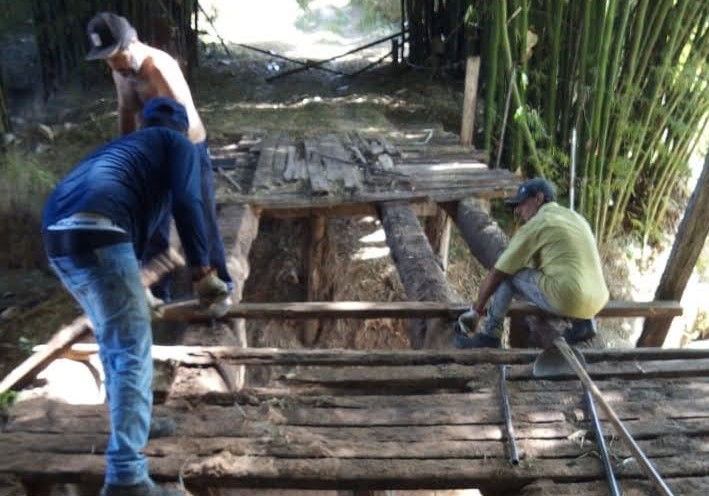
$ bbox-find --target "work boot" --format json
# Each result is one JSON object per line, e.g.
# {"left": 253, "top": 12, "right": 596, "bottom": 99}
{"left": 456, "top": 308, "right": 480, "bottom": 335}
{"left": 565, "top": 319, "right": 597, "bottom": 345}
{"left": 100, "top": 479, "right": 184, "bottom": 496}
{"left": 454, "top": 332, "right": 501, "bottom": 349}
{"left": 149, "top": 416, "right": 176, "bottom": 439}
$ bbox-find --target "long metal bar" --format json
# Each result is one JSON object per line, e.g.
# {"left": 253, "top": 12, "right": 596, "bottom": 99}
{"left": 553, "top": 338, "right": 675, "bottom": 496}
{"left": 575, "top": 351, "right": 621, "bottom": 495}
{"left": 498, "top": 364, "right": 520, "bottom": 465}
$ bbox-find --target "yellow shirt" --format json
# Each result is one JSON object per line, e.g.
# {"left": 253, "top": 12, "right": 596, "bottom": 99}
{"left": 495, "top": 202, "right": 609, "bottom": 318}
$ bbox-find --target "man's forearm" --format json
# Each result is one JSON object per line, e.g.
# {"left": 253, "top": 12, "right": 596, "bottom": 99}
{"left": 473, "top": 268, "right": 508, "bottom": 314}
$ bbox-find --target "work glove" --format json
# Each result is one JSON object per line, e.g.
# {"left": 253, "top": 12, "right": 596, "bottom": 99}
{"left": 456, "top": 307, "right": 481, "bottom": 336}
{"left": 193, "top": 269, "right": 231, "bottom": 318}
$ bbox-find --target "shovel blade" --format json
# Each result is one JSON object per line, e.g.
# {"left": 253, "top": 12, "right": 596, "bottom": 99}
{"left": 533, "top": 345, "right": 584, "bottom": 378}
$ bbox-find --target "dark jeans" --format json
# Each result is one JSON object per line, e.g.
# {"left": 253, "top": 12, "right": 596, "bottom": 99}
{"left": 143, "top": 141, "right": 232, "bottom": 300}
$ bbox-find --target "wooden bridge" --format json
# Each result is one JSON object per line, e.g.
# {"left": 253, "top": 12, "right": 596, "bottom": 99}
{"left": 1, "top": 131, "right": 705, "bottom": 495}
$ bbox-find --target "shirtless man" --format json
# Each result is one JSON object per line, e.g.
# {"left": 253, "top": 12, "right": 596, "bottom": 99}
{"left": 86, "top": 12, "right": 232, "bottom": 299}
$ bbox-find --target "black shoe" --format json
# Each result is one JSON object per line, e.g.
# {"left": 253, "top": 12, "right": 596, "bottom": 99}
{"left": 100, "top": 480, "right": 184, "bottom": 496}
{"left": 149, "top": 416, "right": 176, "bottom": 439}
{"left": 565, "top": 319, "right": 597, "bottom": 345}
{"left": 454, "top": 332, "right": 501, "bottom": 349}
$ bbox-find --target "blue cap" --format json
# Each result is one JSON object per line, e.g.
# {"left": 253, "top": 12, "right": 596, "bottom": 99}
{"left": 141, "top": 97, "right": 189, "bottom": 134}
{"left": 504, "top": 177, "right": 556, "bottom": 207}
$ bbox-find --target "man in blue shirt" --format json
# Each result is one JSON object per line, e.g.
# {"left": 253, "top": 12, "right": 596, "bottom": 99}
{"left": 42, "top": 98, "right": 228, "bottom": 496}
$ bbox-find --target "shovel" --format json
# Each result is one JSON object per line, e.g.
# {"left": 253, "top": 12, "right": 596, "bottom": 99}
{"left": 534, "top": 337, "right": 675, "bottom": 496}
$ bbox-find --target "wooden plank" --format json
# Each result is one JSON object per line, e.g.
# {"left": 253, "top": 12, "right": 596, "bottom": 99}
{"left": 460, "top": 56, "right": 481, "bottom": 146}
{"left": 271, "top": 140, "right": 289, "bottom": 186}
{"left": 158, "top": 300, "right": 683, "bottom": 323}
{"left": 251, "top": 134, "right": 280, "bottom": 191}
{"left": 304, "top": 138, "right": 331, "bottom": 194}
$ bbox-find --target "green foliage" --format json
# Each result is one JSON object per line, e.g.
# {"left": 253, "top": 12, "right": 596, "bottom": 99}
{"left": 0, "top": 390, "right": 17, "bottom": 410}
{"left": 479, "top": 0, "right": 709, "bottom": 247}
{"left": 295, "top": 0, "right": 400, "bottom": 35}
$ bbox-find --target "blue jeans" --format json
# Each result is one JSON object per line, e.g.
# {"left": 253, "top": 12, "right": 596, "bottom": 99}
{"left": 49, "top": 243, "right": 152, "bottom": 486}
{"left": 143, "top": 140, "right": 232, "bottom": 300}
{"left": 482, "top": 268, "right": 559, "bottom": 338}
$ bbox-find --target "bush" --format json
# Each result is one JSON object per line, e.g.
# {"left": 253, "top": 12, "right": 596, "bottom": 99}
{"left": 0, "top": 149, "right": 55, "bottom": 268}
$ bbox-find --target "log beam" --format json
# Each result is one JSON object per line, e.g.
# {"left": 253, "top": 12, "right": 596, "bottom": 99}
{"left": 379, "top": 202, "right": 464, "bottom": 349}
{"left": 638, "top": 152, "right": 709, "bottom": 347}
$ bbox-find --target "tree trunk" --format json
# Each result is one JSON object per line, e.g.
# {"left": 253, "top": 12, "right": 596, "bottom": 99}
{"left": 171, "top": 205, "right": 260, "bottom": 393}
{"left": 379, "top": 202, "right": 463, "bottom": 349}
{"left": 445, "top": 198, "right": 509, "bottom": 269}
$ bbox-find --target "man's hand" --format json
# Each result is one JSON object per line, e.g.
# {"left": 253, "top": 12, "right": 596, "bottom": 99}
{"left": 193, "top": 269, "right": 230, "bottom": 317}
{"left": 145, "top": 288, "right": 165, "bottom": 320}
{"left": 456, "top": 307, "right": 481, "bottom": 336}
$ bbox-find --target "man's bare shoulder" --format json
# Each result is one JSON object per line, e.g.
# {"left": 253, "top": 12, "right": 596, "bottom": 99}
{"left": 145, "top": 45, "right": 181, "bottom": 70}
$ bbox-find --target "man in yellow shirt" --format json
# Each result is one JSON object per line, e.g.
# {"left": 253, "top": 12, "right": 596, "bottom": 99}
{"left": 456, "top": 178, "right": 609, "bottom": 348}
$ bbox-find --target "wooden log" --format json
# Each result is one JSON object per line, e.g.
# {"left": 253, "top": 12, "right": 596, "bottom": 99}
{"left": 173, "top": 204, "right": 260, "bottom": 394}
{"left": 378, "top": 202, "right": 464, "bottom": 349}
{"left": 8, "top": 400, "right": 709, "bottom": 443}
{"left": 639, "top": 151, "right": 709, "bottom": 347}
{"left": 2, "top": 449, "right": 708, "bottom": 491}
{"left": 460, "top": 56, "right": 481, "bottom": 146}
{"left": 278, "top": 359, "right": 709, "bottom": 389}
{"left": 4, "top": 430, "right": 706, "bottom": 466}
{"left": 36, "top": 343, "right": 709, "bottom": 367}
{"left": 0, "top": 248, "right": 185, "bottom": 395}
{"left": 158, "top": 299, "right": 682, "bottom": 323}
{"left": 445, "top": 197, "right": 509, "bottom": 270}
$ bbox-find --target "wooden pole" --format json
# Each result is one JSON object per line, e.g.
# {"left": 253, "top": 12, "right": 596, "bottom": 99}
{"left": 638, "top": 151, "right": 709, "bottom": 347}
{"left": 304, "top": 215, "right": 327, "bottom": 346}
{"left": 424, "top": 206, "right": 452, "bottom": 271}
{"left": 460, "top": 56, "right": 481, "bottom": 146}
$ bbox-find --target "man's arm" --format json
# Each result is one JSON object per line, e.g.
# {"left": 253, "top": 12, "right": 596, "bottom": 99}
{"left": 112, "top": 72, "right": 140, "bottom": 135}
{"left": 473, "top": 267, "right": 510, "bottom": 315}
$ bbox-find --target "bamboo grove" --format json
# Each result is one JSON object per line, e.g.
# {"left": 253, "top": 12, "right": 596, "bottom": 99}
{"left": 470, "top": 0, "right": 709, "bottom": 245}
{"left": 2, "top": 1, "right": 708, "bottom": 246}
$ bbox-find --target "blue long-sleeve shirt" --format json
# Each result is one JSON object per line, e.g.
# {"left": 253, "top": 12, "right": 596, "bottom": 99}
{"left": 42, "top": 127, "right": 210, "bottom": 267}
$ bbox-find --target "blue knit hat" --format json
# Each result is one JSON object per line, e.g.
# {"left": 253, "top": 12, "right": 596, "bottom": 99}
{"left": 141, "top": 97, "right": 189, "bottom": 134}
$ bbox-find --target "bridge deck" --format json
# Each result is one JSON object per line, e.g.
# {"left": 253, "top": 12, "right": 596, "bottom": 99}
{"left": 2, "top": 348, "right": 709, "bottom": 495}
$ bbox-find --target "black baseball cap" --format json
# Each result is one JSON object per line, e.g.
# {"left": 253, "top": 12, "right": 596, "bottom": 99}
{"left": 85, "top": 12, "right": 136, "bottom": 61}
{"left": 504, "top": 178, "right": 556, "bottom": 207}
{"left": 141, "top": 97, "right": 190, "bottom": 134}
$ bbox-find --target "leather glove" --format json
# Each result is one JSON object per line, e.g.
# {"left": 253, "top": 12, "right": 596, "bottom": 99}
{"left": 193, "top": 269, "right": 230, "bottom": 318}
{"left": 456, "top": 307, "right": 481, "bottom": 336}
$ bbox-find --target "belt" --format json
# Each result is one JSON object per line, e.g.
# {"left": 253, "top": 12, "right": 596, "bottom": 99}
{"left": 47, "top": 212, "right": 126, "bottom": 233}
